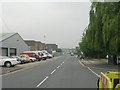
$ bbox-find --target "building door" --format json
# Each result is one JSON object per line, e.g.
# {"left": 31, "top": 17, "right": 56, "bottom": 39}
{"left": 2, "top": 48, "right": 8, "bottom": 56}
{"left": 10, "top": 48, "right": 17, "bottom": 56}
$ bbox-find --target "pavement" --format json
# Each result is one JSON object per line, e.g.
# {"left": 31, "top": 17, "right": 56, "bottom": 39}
{"left": 81, "top": 58, "right": 119, "bottom": 69}
{"left": 1, "top": 66, "right": 23, "bottom": 75}
{"left": 80, "top": 58, "right": 119, "bottom": 74}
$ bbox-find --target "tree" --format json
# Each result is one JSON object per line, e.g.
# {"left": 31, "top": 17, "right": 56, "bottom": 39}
{"left": 79, "top": 2, "right": 120, "bottom": 61}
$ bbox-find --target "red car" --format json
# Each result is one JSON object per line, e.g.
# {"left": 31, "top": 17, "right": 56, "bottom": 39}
{"left": 21, "top": 52, "right": 42, "bottom": 61}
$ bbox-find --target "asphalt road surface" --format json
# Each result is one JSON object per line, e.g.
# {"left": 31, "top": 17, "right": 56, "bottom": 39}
{"left": 2, "top": 54, "right": 99, "bottom": 88}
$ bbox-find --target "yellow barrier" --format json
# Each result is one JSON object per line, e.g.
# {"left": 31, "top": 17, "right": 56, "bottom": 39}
{"left": 114, "top": 84, "right": 120, "bottom": 90}
{"left": 99, "top": 72, "right": 120, "bottom": 90}
{"left": 99, "top": 72, "right": 112, "bottom": 90}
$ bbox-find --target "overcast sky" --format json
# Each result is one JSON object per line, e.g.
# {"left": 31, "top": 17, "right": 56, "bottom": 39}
{"left": 1, "top": 1, "right": 91, "bottom": 48}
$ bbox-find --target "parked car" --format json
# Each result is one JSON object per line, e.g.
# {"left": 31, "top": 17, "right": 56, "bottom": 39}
{"left": 38, "top": 52, "right": 48, "bottom": 60}
{"left": 46, "top": 53, "right": 54, "bottom": 58}
{"left": 10, "top": 56, "right": 25, "bottom": 64}
{"left": 37, "top": 51, "right": 48, "bottom": 60}
{"left": 0, "top": 56, "right": 19, "bottom": 67}
{"left": 41, "top": 50, "right": 54, "bottom": 59}
{"left": 20, "top": 54, "right": 30, "bottom": 63}
{"left": 24, "top": 51, "right": 47, "bottom": 60}
{"left": 29, "top": 57, "right": 36, "bottom": 62}
{"left": 21, "top": 52, "right": 41, "bottom": 61}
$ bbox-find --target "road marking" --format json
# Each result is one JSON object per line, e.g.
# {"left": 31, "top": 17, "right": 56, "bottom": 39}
{"left": 57, "top": 66, "right": 60, "bottom": 69}
{"left": 88, "top": 67, "right": 100, "bottom": 77}
{"left": 61, "top": 63, "right": 63, "bottom": 65}
{"left": 62, "top": 62, "right": 64, "bottom": 64}
{"left": 78, "top": 60, "right": 85, "bottom": 67}
{"left": 51, "top": 69, "right": 56, "bottom": 74}
{"left": 36, "top": 76, "right": 49, "bottom": 87}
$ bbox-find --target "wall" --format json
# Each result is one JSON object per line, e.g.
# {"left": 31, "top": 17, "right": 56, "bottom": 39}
{"left": 1, "top": 33, "right": 29, "bottom": 56}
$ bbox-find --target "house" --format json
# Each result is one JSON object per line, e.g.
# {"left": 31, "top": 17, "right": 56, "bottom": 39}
{"left": 0, "top": 33, "right": 29, "bottom": 56}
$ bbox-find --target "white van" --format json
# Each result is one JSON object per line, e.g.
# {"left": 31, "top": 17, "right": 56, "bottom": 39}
{"left": 28, "top": 51, "right": 48, "bottom": 60}
{"left": 41, "top": 50, "right": 54, "bottom": 58}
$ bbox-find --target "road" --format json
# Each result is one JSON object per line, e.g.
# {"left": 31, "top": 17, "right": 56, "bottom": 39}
{"left": 2, "top": 54, "right": 99, "bottom": 88}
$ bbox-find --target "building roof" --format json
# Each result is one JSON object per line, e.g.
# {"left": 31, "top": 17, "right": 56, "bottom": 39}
{"left": 0, "top": 33, "right": 17, "bottom": 42}
{"left": 24, "top": 40, "right": 42, "bottom": 44}
{"left": 46, "top": 44, "right": 58, "bottom": 46}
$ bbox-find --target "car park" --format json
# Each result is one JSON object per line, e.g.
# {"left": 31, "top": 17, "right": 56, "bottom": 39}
{"left": 24, "top": 51, "right": 48, "bottom": 60}
{"left": 0, "top": 56, "right": 19, "bottom": 67}
{"left": 21, "top": 52, "right": 42, "bottom": 61}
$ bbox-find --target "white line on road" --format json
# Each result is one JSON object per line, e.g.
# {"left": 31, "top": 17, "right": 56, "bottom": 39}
{"left": 88, "top": 67, "right": 100, "bottom": 77}
{"left": 62, "top": 62, "right": 64, "bottom": 64}
{"left": 51, "top": 69, "right": 56, "bottom": 75}
{"left": 78, "top": 60, "right": 85, "bottom": 67}
{"left": 57, "top": 66, "right": 60, "bottom": 69}
{"left": 36, "top": 76, "right": 49, "bottom": 87}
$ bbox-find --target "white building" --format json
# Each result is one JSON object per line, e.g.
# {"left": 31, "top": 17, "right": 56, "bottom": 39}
{"left": 0, "top": 33, "right": 29, "bottom": 56}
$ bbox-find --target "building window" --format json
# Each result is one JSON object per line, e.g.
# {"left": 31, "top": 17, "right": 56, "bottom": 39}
{"left": 2, "top": 47, "right": 8, "bottom": 56}
{"left": 10, "top": 48, "right": 17, "bottom": 56}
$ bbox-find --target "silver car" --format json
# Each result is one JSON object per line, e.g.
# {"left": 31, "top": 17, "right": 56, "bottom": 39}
{"left": 0, "top": 56, "right": 19, "bottom": 67}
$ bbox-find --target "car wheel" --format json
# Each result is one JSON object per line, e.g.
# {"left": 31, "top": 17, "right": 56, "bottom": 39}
{"left": 21, "top": 61, "right": 24, "bottom": 64}
{"left": 38, "top": 59, "right": 41, "bottom": 61}
{"left": 30, "top": 59, "right": 34, "bottom": 62}
{"left": 5, "top": 62, "right": 11, "bottom": 67}
{"left": 30, "top": 59, "right": 32, "bottom": 62}
{"left": 43, "top": 58, "right": 46, "bottom": 60}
